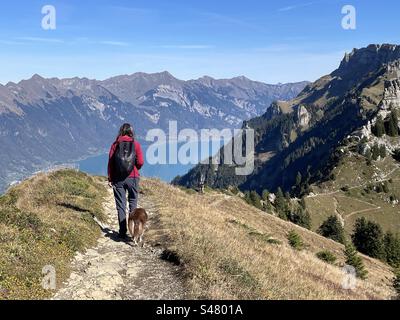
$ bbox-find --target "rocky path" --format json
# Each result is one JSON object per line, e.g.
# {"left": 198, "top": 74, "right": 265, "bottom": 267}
{"left": 53, "top": 186, "right": 186, "bottom": 300}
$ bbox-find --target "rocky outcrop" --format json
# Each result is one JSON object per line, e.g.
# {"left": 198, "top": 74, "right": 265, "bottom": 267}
{"left": 382, "top": 79, "right": 400, "bottom": 109}
{"left": 297, "top": 105, "right": 311, "bottom": 128}
{"left": 336, "top": 44, "right": 400, "bottom": 79}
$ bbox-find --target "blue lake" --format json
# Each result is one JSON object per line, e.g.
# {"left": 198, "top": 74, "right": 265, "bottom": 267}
{"left": 76, "top": 140, "right": 225, "bottom": 183}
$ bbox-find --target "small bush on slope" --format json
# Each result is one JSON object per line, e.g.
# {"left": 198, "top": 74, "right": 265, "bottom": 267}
{"left": 316, "top": 250, "right": 337, "bottom": 265}
{"left": 344, "top": 242, "right": 368, "bottom": 280}
{"left": 287, "top": 230, "right": 304, "bottom": 251}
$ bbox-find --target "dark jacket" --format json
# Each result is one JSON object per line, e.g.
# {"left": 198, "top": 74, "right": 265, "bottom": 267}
{"left": 108, "top": 135, "right": 144, "bottom": 182}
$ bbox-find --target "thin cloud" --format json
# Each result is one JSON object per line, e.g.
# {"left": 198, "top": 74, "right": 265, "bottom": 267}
{"left": 158, "top": 45, "right": 214, "bottom": 49}
{"left": 0, "top": 39, "right": 26, "bottom": 45}
{"left": 17, "top": 37, "right": 65, "bottom": 44}
{"left": 278, "top": 2, "right": 315, "bottom": 12}
{"left": 97, "top": 41, "right": 131, "bottom": 47}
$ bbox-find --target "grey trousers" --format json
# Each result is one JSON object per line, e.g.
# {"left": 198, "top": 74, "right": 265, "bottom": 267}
{"left": 113, "top": 177, "right": 139, "bottom": 235}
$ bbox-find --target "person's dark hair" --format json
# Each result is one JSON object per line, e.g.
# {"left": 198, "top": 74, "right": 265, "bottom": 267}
{"left": 116, "top": 123, "right": 134, "bottom": 140}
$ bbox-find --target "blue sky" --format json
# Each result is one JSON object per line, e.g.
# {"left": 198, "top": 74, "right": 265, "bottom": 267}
{"left": 0, "top": 0, "right": 399, "bottom": 84}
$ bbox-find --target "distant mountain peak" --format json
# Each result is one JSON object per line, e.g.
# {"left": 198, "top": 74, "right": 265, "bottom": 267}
{"left": 31, "top": 73, "right": 45, "bottom": 80}
{"left": 232, "top": 75, "right": 252, "bottom": 82}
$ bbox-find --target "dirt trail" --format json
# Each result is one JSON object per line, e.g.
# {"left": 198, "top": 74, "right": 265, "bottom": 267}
{"left": 53, "top": 185, "right": 186, "bottom": 300}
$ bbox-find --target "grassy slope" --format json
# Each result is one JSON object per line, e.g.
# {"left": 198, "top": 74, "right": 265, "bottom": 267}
{"left": 0, "top": 170, "right": 395, "bottom": 300}
{"left": 305, "top": 153, "right": 400, "bottom": 235}
{"left": 142, "top": 178, "right": 394, "bottom": 300}
{"left": 0, "top": 170, "right": 107, "bottom": 300}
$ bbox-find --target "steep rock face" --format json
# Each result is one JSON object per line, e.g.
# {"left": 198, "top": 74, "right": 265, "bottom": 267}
{"left": 382, "top": 79, "right": 400, "bottom": 109}
{"left": 0, "top": 72, "right": 308, "bottom": 192}
{"left": 101, "top": 73, "right": 309, "bottom": 128}
{"left": 336, "top": 44, "right": 400, "bottom": 79}
{"left": 297, "top": 105, "right": 311, "bottom": 128}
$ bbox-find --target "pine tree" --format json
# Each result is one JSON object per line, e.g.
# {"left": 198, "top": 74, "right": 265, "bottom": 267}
{"left": 262, "top": 189, "right": 270, "bottom": 201}
{"left": 371, "top": 143, "right": 380, "bottom": 161}
{"left": 261, "top": 189, "right": 272, "bottom": 212}
{"left": 387, "top": 110, "right": 399, "bottom": 137}
{"left": 352, "top": 217, "right": 385, "bottom": 259}
{"left": 244, "top": 191, "right": 252, "bottom": 205}
{"left": 318, "top": 215, "right": 345, "bottom": 244}
{"left": 374, "top": 115, "right": 385, "bottom": 137}
{"left": 275, "top": 187, "right": 289, "bottom": 220}
{"left": 249, "top": 191, "right": 262, "bottom": 209}
{"left": 393, "top": 149, "right": 400, "bottom": 162}
{"left": 344, "top": 242, "right": 368, "bottom": 280}
{"left": 289, "top": 206, "right": 311, "bottom": 229}
{"left": 384, "top": 232, "right": 400, "bottom": 268}
{"left": 300, "top": 197, "right": 307, "bottom": 210}
{"left": 276, "top": 187, "right": 284, "bottom": 199}
{"left": 379, "top": 145, "right": 387, "bottom": 159}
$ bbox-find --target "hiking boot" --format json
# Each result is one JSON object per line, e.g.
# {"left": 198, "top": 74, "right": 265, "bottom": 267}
{"left": 118, "top": 233, "right": 130, "bottom": 241}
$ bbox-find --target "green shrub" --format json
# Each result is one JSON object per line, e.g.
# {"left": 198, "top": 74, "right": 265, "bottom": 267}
{"left": 249, "top": 232, "right": 282, "bottom": 245}
{"left": 384, "top": 232, "right": 400, "bottom": 268}
{"left": 387, "top": 110, "right": 399, "bottom": 137}
{"left": 287, "top": 230, "right": 304, "bottom": 251}
{"left": 341, "top": 185, "right": 350, "bottom": 192}
{"left": 275, "top": 188, "right": 289, "bottom": 220}
{"left": 393, "top": 149, "right": 400, "bottom": 162}
{"left": 249, "top": 191, "right": 263, "bottom": 209}
{"left": 344, "top": 242, "right": 368, "bottom": 280}
{"left": 316, "top": 250, "right": 337, "bottom": 264}
{"left": 318, "top": 216, "right": 345, "bottom": 244}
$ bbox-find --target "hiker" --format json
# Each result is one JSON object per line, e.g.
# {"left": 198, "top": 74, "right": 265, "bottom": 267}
{"left": 108, "top": 123, "right": 144, "bottom": 239}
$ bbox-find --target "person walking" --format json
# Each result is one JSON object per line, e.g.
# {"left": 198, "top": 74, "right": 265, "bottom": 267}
{"left": 108, "top": 123, "right": 144, "bottom": 239}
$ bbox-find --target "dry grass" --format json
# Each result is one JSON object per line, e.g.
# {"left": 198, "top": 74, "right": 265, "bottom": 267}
{"left": 142, "top": 178, "right": 395, "bottom": 300}
{"left": 0, "top": 170, "right": 107, "bottom": 300}
{"left": 306, "top": 153, "right": 400, "bottom": 235}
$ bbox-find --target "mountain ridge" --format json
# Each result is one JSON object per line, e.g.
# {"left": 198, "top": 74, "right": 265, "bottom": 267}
{"left": 174, "top": 43, "right": 400, "bottom": 199}
{"left": 0, "top": 71, "right": 308, "bottom": 192}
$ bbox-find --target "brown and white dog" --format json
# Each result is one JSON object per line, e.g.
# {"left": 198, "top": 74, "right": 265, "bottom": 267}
{"left": 128, "top": 208, "right": 148, "bottom": 246}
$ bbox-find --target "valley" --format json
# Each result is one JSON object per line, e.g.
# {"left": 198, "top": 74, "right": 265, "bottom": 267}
{"left": 0, "top": 72, "right": 307, "bottom": 193}
{"left": 174, "top": 44, "right": 400, "bottom": 241}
